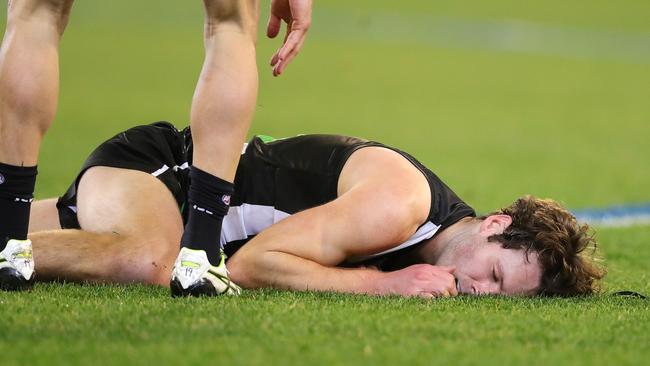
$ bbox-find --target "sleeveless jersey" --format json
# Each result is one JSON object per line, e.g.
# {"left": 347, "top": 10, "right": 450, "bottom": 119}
{"left": 184, "top": 132, "right": 476, "bottom": 267}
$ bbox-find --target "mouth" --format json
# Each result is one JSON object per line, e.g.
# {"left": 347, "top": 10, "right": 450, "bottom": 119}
{"left": 455, "top": 278, "right": 461, "bottom": 293}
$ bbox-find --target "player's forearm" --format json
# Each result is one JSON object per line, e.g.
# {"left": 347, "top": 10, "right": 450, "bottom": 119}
{"left": 228, "top": 250, "right": 385, "bottom": 295}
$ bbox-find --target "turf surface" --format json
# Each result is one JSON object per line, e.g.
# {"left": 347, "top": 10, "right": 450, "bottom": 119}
{"left": 1, "top": 1, "right": 649, "bottom": 365}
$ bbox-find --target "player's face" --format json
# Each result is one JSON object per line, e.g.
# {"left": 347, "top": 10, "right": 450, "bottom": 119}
{"left": 439, "top": 241, "right": 542, "bottom": 296}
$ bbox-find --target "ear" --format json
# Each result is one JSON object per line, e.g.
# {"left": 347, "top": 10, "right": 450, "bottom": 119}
{"left": 478, "top": 214, "right": 512, "bottom": 237}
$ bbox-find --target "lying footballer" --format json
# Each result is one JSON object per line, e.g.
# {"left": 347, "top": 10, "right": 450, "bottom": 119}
{"left": 25, "top": 124, "right": 605, "bottom": 298}
{"left": 5, "top": 0, "right": 603, "bottom": 298}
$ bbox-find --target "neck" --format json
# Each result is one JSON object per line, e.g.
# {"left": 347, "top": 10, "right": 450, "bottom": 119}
{"left": 416, "top": 217, "right": 477, "bottom": 264}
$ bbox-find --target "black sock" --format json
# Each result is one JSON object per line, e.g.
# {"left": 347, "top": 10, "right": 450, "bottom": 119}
{"left": 0, "top": 162, "right": 37, "bottom": 249}
{"left": 180, "top": 166, "right": 234, "bottom": 266}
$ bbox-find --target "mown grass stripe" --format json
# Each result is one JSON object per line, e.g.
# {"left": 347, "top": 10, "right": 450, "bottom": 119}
{"left": 573, "top": 203, "right": 650, "bottom": 227}
{"left": 313, "top": 9, "right": 650, "bottom": 63}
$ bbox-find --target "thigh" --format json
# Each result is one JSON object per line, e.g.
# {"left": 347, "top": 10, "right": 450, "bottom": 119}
{"left": 31, "top": 167, "right": 184, "bottom": 285}
{"left": 77, "top": 166, "right": 183, "bottom": 244}
{"left": 29, "top": 198, "right": 61, "bottom": 232}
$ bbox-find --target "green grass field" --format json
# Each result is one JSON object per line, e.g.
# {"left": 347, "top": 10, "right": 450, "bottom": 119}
{"left": 1, "top": 1, "right": 649, "bottom": 365}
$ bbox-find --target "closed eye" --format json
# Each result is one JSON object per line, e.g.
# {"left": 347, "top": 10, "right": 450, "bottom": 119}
{"left": 495, "top": 261, "right": 505, "bottom": 293}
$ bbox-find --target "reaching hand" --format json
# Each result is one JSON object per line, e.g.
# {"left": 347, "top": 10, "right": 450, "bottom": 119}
{"left": 376, "top": 264, "right": 458, "bottom": 298}
{"left": 267, "top": 0, "right": 312, "bottom": 77}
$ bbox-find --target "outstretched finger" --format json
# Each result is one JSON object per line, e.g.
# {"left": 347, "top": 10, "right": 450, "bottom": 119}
{"left": 279, "top": 34, "right": 306, "bottom": 72}
{"left": 270, "top": 24, "right": 291, "bottom": 68}
{"left": 272, "top": 30, "right": 306, "bottom": 76}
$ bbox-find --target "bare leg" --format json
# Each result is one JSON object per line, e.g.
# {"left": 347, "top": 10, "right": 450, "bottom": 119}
{"left": 191, "top": 0, "right": 259, "bottom": 178}
{"left": 29, "top": 198, "right": 61, "bottom": 232}
{"left": 29, "top": 167, "right": 183, "bottom": 286}
{"left": 30, "top": 230, "right": 135, "bottom": 283}
{"left": 0, "top": 1, "right": 73, "bottom": 290}
{"left": 171, "top": 0, "right": 260, "bottom": 293}
{"left": 0, "top": 0, "right": 74, "bottom": 165}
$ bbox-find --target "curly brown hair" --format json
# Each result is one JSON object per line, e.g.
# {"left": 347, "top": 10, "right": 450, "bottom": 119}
{"left": 482, "top": 196, "right": 606, "bottom": 297}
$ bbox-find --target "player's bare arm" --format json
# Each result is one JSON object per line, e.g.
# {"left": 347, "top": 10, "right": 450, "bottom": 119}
{"left": 228, "top": 147, "right": 457, "bottom": 298}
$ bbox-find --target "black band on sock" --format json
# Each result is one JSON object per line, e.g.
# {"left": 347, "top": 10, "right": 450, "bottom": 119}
{"left": 180, "top": 166, "right": 234, "bottom": 265}
{"left": 0, "top": 162, "right": 38, "bottom": 246}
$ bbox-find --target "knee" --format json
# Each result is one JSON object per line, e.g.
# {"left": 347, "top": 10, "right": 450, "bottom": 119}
{"left": 139, "top": 241, "right": 177, "bottom": 286}
{"left": 112, "top": 236, "right": 176, "bottom": 286}
{"left": 143, "top": 261, "right": 173, "bottom": 287}
{"left": 8, "top": 0, "right": 74, "bottom": 33}
{"left": 45, "top": 0, "right": 74, "bottom": 28}
{"left": 203, "top": 0, "right": 258, "bottom": 36}
{"left": 36, "top": 0, "right": 74, "bottom": 14}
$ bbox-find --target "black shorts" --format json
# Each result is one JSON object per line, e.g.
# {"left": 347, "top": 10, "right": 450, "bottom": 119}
{"left": 56, "top": 121, "right": 189, "bottom": 229}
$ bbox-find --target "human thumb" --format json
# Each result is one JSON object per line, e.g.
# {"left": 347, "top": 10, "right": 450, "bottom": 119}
{"left": 267, "top": 14, "right": 281, "bottom": 38}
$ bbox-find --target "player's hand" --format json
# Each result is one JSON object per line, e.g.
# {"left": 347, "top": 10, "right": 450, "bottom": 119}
{"left": 267, "top": 0, "right": 312, "bottom": 77}
{"left": 376, "top": 264, "right": 458, "bottom": 298}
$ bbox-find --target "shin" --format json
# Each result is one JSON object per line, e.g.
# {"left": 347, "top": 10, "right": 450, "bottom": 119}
{"left": 191, "top": 0, "right": 260, "bottom": 180}
{"left": 30, "top": 230, "right": 176, "bottom": 286}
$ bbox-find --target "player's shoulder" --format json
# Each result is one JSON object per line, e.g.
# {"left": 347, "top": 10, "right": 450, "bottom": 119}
{"left": 342, "top": 146, "right": 430, "bottom": 187}
{"left": 339, "top": 146, "right": 432, "bottom": 224}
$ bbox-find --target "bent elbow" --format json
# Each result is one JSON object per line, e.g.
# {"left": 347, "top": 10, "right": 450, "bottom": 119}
{"left": 226, "top": 249, "right": 269, "bottom": 289}
{"left": 226, "top": 253, "right": 253, "bottom": 288}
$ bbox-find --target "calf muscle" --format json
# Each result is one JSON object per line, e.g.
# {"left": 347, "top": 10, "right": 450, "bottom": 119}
{"left": 191, "top": 0, "right": 259, "bottom": 181}
{"left": 0, "top": 0, "right": 74, "bottom": 165}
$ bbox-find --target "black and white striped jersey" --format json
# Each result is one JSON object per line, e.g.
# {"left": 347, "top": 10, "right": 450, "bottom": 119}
{"left": 191, "top": 133, "right": 476, "bottom": 266}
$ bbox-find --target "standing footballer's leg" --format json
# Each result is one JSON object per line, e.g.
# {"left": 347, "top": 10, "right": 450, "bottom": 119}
{"left": 170, "top": 0, "right": 259, "bottom": 297}
{"left": 0, "top": 0, "right": 74, "bottom": 291}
